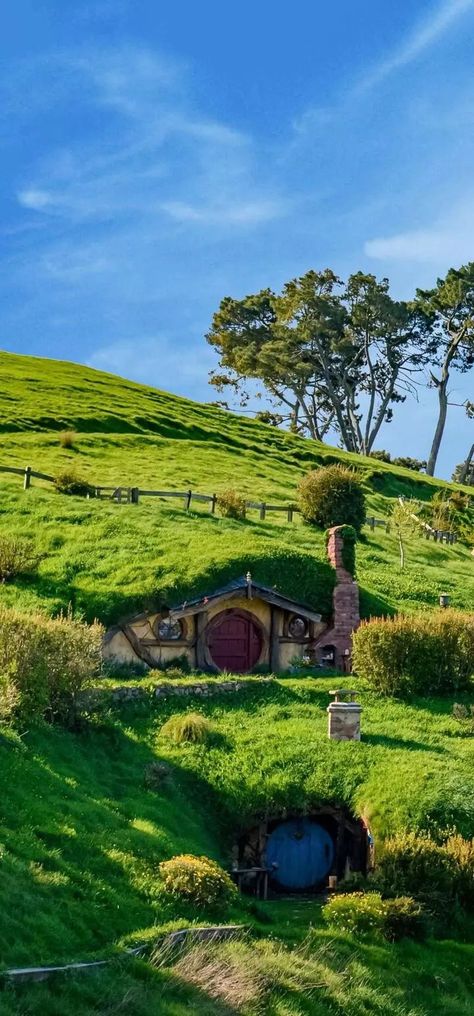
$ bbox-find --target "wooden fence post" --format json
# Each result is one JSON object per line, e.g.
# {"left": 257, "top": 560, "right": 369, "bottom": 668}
{"left": 131, "top": 487, "right": 139, "bottom": 504}
{"left": 259, "top": 503, "right": 266, "bottom": 521}
{"left": 287, "top": 507, "right": 293, "bottom": 523}
{"left": 209, "top": 494, "right": 217, "bottom": 514}
{"left": 23, "top": 466, "right": 32, "bottom": 490}
{"left": 370, "top": 516, "right": 375, "bottom": 531}
{"left": 184, "top": 490, "right": 192, "bottom": 510}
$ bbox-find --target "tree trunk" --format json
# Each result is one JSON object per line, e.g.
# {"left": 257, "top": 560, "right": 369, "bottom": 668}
{"left": 398, "top": 532, "right": 405, "bottom": 570}
{"left": 426, "top": 378, "right": 449, "bottom": 477}
{"left": 459, "top": 442, "right": 474, "bottom": 484}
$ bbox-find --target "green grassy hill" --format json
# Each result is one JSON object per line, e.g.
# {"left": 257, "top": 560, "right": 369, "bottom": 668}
{"left": 2, "top": 679, "right": 473, "bottom": 1014}
{"left": 0, "top": 350, "right": 473, "bottom": 626}
{"left": 1, "top": 351, "right": 474, "bottom": 1015}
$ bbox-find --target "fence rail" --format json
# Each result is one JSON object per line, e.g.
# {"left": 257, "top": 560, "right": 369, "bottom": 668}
{"left": 0, "top": 463, "right": 459, "bottom": 542}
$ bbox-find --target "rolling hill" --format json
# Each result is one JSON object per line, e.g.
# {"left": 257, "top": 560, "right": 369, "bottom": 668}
{"left": 1, "top": 350, "right": 474, "bottom": 1016}
{"left": 0, "top": 349, "right": 472, "bottom": 627}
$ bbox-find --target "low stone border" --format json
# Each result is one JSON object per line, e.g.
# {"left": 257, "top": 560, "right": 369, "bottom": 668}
{"left": 2, "top": 925, "right": 245, "bottom": 985}
{"left": 79, "top": 676, "right": 275, "bottom": 708}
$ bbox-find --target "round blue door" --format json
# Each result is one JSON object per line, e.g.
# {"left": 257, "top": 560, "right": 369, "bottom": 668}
{"left": 266, "top": 819, "right": 334, "bottom": 889}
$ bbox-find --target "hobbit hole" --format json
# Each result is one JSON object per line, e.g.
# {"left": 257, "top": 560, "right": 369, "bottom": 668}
{"left": 233, "top": 808, "right": 370, "bottom": 896}
{"left": 103, "top": 526, "right": 360, "bottom": 673}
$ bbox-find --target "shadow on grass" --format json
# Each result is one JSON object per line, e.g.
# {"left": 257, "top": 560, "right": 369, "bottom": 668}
{"left": 362, "top": 732, "right": 447, "bottom": 754}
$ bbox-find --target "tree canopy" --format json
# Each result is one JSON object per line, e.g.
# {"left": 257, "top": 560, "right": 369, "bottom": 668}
{"left": 207, "top": 269, "right": 428, "bottom": 456}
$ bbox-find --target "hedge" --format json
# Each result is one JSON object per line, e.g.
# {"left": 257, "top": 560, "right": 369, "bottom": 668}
{"left": 352, "top": 610, "right": 474, "bottom": 695}
{"left": 0, "top": 605, "right": 103, "bottom": 724}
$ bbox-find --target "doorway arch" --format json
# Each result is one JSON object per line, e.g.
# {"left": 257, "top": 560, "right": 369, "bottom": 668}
{"left": 207, "top": 608, "right": 263, "bottom": 673}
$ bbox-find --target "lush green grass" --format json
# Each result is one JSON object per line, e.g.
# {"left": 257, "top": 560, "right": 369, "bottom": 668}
{"left": 1, "top": 351, "right": 474, "bottom": 1012}
{"left": 2, "top": 930, "right": 473, "bottom": 1015}
{"left": 1, "top": 679, "right": 473, "bottom": 970}
{"left": 1, "top": 679, "right": 473, "bottom": 1011}
{"left": 0, "top": 350, "right": 472, "bottom": 625}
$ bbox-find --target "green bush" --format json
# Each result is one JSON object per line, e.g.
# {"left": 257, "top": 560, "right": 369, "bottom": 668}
{"left": 322, "top": 891, "right": 427, "bottom": 941}
{"left": 0, "top": 673, "right": 19, "bottom": 724}
{"left": 159, "top": 853, "right": 237, "bottom": 910}
{"left": 376, "top": 831, "right": 474, "bottom": 914}
{"left": 297, "top": 465, "right": 366, "bottom": 534}
{"left": 352, "top": 610, "right": 474, "bottom": 696}
{"left": 160, "top": 711, "right": 214, "bottom": 744}
{"left": 444, "top": 834, "right": 474, "bottom": 912}
{"left": 369, "top": 450, "right": 391, "bottom": 463}
{"left": 0, "top": 605, "right": 103, "bottom": 723}
{"left": 0, "top": 535, "right": 40, "bottom": 582}
{"left": 217, "top": 489, "right": 247, "bottom": 520}
{"left": 392, "top": 457, "right": 426, "bottom": 472}
{"left": 54, "top": 470, "right": 95, "bottom": 497}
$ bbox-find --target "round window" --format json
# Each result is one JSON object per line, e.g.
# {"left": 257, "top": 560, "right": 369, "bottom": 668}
{"left": 288, "top": 615, "right": 308, "bottom": 638}
{"left": 158, "top": 618, "right": 183, "bottom": 641}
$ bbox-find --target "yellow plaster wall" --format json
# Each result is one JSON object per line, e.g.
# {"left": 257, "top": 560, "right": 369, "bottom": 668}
{"left": 103, "top": 599, "right": 328, "bottom": 673}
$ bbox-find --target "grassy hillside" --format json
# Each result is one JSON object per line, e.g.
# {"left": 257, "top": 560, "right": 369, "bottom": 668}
{"left": 0, "top": 350, "right": 473, "bottom": 626}
{"left": 1, "top": 679, "right": 473, "bottom": 1013}
{"left": 1, "top": 351, "right": 473, "bottom": 1013}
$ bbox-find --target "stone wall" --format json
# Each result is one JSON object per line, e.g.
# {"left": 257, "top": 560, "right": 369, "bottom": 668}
{"left": 78, "top": 677, "right": 275, "bottom": 710}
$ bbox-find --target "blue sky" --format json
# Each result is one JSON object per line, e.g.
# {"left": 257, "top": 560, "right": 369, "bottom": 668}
{"left": 1, "top": 0, "right": 474, "bottom": 477}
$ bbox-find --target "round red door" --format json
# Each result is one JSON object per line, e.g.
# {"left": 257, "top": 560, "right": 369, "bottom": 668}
{"left": 208, "top": 610, "right": 262, "bottom": 672}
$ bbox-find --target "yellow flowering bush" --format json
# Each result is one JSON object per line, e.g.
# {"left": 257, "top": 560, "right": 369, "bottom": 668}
{"left": 322, "top": 891, "right": 427, "bottom": 941}
{"left": 159, "top": 854, "right": 237, "bottom": 910}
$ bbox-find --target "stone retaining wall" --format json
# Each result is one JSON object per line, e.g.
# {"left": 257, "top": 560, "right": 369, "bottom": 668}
{"left": 78, "top": 677, "right": 275, "bottom": 709}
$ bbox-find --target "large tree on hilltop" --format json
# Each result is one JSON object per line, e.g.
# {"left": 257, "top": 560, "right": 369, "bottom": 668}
{"left": 415, "top": 264, "right": 474, "bottom": 477}
{"left": 207, "top": 268, "right": 427, "bottom": 455}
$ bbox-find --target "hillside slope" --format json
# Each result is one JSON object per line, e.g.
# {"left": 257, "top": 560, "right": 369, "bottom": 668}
{"left": 2, "top": 679, "right": 473, "bottom": 1014}
{"left": 0, "top": 349, "right": 472, "bottom": 625}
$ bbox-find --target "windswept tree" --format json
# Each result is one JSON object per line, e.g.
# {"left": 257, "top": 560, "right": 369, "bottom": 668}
{"left": 454, "top": 401, "right": 474, "bottom": 486}
{"left": 207, "top": 269, "right": 427, "bottom": 455}
{"left": 415, "top": 264, "right": 474, "bottom": 477}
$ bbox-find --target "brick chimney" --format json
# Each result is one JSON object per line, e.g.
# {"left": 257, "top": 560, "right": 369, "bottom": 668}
{"left": 315, "top": 526, "right": 360, "bottom": 671}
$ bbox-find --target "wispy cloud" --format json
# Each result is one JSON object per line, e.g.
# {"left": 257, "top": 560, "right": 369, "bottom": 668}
{"left": 356, "top": 0, "right": 474, "bottom": 93}
{"left": 13, "top": 48, "right": 284, "bottom": 231}
{"left": 365, "top": 195, "right": 474, "bottom": 265}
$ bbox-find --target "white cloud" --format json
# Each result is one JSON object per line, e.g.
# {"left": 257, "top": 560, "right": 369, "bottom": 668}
{"left": 365, "top": 198, "right": 474, "bottom": 265}
{"left": 18, "top": 188, "right": 55, "bottom": 210}
{"left": 14, "top": 47, "right": 283, "bottom": 231}
{"left": 357, "top": 0, "right": 474, "bottom": 93}
{"left": 161, "top": 197, "right": 285, "bottom": 226}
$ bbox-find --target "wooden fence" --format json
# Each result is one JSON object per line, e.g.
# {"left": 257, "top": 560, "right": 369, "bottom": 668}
{"left": 0, "top": 463, "right": 458, "bottom": 541}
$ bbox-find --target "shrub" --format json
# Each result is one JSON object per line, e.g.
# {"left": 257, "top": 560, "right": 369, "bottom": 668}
{"left": 0, "top": 535, "right": 40, "bottom": 582}
{"left": 0, "top": 605, "right": 103, "bottom": 724}
{"left": 322, "top": 891, "right": 427, "bottom": 941}
{"left": 160, "top": 654, "right": 191, "bottom": 674}
{"left": 452, "top": 702, "right": 474, "bottom": 735}
{"left": 392, "top": 456, "right": 427, "bottom": 472}
{"left": 444, "top": 834, "right": 474, "bottom": 911}
{"left": 369, "top": 450, "right": 391, "bottom": 463}
{"left": 0, "top": 674, "right": 19, "bottom": 724}
{"left": 297, "top": 465, "right": 366, "bottom": 534}
{"left": 159, "top": 854, "right": 237, "bottom": 910}
{"left": 160, "top": 711, "right": 214, "bottom": 744}
{"left": 59, "top": 430, "right": 77, "bottom": 449}
{"left": 54, "top": 470, "right": 95, "bottom": 498}
{"left": 376, "top": 831, "right": 474, "bottom": 915}
{"left": 217, "top": 489, "right": 247, "bottom": 520}
{"left": 352, "top": 610, "right": 474, "bottom": 696}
